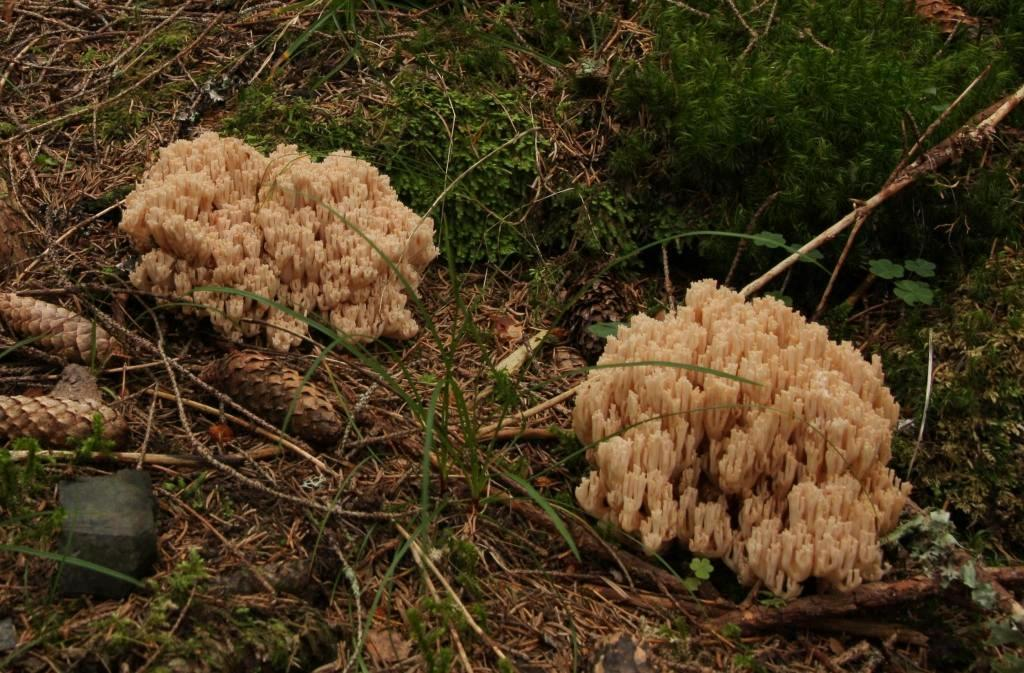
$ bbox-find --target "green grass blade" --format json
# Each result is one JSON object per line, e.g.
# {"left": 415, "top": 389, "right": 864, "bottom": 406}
{"left": 0, "top": 334, "right": 45, "bottom": 361}
{"left": 0, "top": 543, "right": 145, "bottom": 587}
{"left": 421, "top": 383, "right": 442, "bottom": 527}
{"left": 579, "top": 360, "right": 761, "bottom": 386}
{"left": 501, "top": 471, "right": 580, "bottom": 562}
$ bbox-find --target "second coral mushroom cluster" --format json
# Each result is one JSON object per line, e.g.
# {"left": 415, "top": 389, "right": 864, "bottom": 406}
{"left": 574, "top": 280, "right": 912, "bottom": 597}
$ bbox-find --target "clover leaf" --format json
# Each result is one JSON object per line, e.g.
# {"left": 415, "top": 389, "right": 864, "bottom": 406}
{"left": 904, "top": 258, "right": 936, "bottom": 278}
{"left": 587, "top": 322, "right": 623, "bottom": 339}
{"left": 869, "top": 258, "right": 904, "bottom": 279}
{"left": 894, "top": 279, "right": 934, "bottom": 306}
{"left": 690, "top": 557, "right": 713, "bottom": 580}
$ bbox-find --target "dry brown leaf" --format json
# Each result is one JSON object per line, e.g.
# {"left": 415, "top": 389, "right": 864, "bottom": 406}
{"left": 207, "top": 423, "right": 235, "bottom": 444}
{"left": 915, "top": 0, "right": 979, "bottom": 35}
{"left": 364, "top": 628, "right": 412, "bottom": 666}
{"left": 492, "top": 314, "right": 524, "bottom": 341}
{"left": 534, "top": 476, "right": 558, "bottom": 489}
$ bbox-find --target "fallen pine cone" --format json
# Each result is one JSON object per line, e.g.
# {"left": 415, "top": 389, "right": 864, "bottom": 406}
{"left": 201, "top": 351, "right": 344, "bottom": 445}
{"left": 0, "top": 365, "right": 125, "bottom": 446}
{"left": 0, "top": 293, "right": 118, "bottom": 364}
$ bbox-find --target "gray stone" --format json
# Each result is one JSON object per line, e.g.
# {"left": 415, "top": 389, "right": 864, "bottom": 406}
{"left": 58, "top": 469, "right": 157, "bottom": 598}
{"left": 0, "top": 618, "right": 16, "bottom": 651}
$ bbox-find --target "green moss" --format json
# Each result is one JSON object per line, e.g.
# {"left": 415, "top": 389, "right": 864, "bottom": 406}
{"left": 96, "top": 106, "right": 147, "bottom": 141}
{"left": 885, "top": 247, "right": 1024, "bottom": 553}
{"left": 222, "top": 78, "right": 545, "bottom": 263}
{"left": 592, "top": 0, "right": 1023, "bottom": 292}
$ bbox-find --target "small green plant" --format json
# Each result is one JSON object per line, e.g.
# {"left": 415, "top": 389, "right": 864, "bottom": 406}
{"left": 163, "top": 548, "right": 208, "bottom": 602}
{"left": 446, "top": 536, "right": 485, "bottom": 601}
{"left": 0, "top": 437, "right": 43, "bottom": 511}
{"left": 868, "top": 257, "right": 936, "bottom": 305}
{"left": 405, "top": 598, "right": 461, "bottom": 673}
{"left": 73, "top": 413, "right": 116, "bottom": 461}
{"left": 161, "top": 472, "right": 209, "bottom": 510}
{"left": 682, "top": 557, "right": 713, "bottom": 592}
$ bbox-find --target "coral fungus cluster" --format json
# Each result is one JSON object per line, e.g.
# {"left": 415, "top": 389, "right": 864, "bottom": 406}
{"left": 121, "top": 133, "right": 438, "bottom": 350}
{"left": 574, "top": 280, "right": 911, "bottom": 597}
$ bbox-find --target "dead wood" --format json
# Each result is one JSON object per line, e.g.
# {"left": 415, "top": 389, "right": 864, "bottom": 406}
{"left": 713, "top": 565, "right": 1024, "bottom": 635}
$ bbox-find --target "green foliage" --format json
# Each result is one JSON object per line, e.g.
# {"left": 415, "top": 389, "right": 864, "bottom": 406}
{"left": 445, "top": 535, "right": 485, "bottom": 601}
{"left": 870, "top": 257, "right": 937, "bottom": 305}
{"left": 165, "top": 548, "right": 208, "bottom": 601}
{"left": 681, "top": 556, "right": 714, "bottom": 592}
{"left": 870, "top": 258, "right": 905, "bottom": 279}
{"left": 222, "top": 77, "right": 544, "bottom": 263}
{"left": 885, "top": 247, "right": 1024, "bottom": 552}
{"left": 0, "top": 437, "right": 43, "bottom": 511}
{"left": 73, "top": 413, "right": 117, "bottom": 460}
{"left": 97, "top": 105, "right": 148, "bottom": 141}
{"left": 406, "top": 598, "right": 462, "bottom": 673}
{"left": 597, "top": 0, "right": 1023, "bottom": 292}
{"left": 586, "top": 321, "right": 622, "bottom": 339}
{"left": 893, "top": 278, "right": 934, "bottom": 306}
{"left": 491, "top": 370, "right": 520, "bottom": 412}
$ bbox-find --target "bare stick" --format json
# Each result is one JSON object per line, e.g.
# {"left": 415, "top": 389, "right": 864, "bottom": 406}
{"left": 143, "top": 388, "right": 330, "bottom": 472}
{"left": 713, "top": 565, "right": 1024, "bottom": 634}
{"left": 724, "top": 191, "right": 780, "bottom": 287}
{"left": 662, "top": 244, "right": 676, "bottom": 310}
{"left": 887, "top": 65, "right": 991, "bottom": 186}
{"left": 403, "top": 528, "right": 475, "bottom": 673}
{"left": 395, "top": 523, "right": 510, "bottom": 664}
{"left": 7, "top": 444, "right": 284, "bottom": 466}
{"left": 811, "top": 210, "right": 870, "bottom": 320}
{"left": 477, "top": 384, "right": 578, "bottom": 438}
{"left": 907, "top": 330, "right": 934, "bottom": 477}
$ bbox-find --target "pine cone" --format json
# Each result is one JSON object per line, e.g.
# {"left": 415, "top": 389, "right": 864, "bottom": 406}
{"left": 201, "top": 351, "right": 344, "bottom": 445}
{"left": 565, "top": 278, "right": 644, "bottom": 364}
{"left": 0, "top": 395, "right": 125, "bottom": 446}
{"left": 0, "top": 293, "right": 117, "bottom": 364}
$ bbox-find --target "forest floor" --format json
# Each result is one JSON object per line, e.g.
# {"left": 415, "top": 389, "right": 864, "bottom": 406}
{"left": 1, "top": 2, "right": 1023, "bottom": 673}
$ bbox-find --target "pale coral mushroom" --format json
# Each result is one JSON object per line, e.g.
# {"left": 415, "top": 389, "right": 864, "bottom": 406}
{"left": 121, "top": 133, "right": 438, "bottom": 350}
{"left": 573, "top": 280, "right": 911, "bottom": 597}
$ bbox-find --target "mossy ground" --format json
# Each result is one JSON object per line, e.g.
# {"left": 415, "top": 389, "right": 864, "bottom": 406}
{"left": 2, "top": 1, "right": 1024, "bottom": 671}
{"left": 882, "top": 247, "right": 1024, "bottom": 556}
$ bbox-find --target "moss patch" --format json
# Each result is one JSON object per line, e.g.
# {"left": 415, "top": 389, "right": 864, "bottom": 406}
{"left": 596, "top": 0, "right": 1023, "bottom": 291}
{"left": 222, "top": 78, "right": 544, "bottom": 264}
{"left": 885, "top": 247, "right": 1024, "bottom": 554}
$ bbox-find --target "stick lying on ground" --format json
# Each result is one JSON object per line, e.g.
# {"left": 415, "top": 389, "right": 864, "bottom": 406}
{"left": 713, "top": 565, "right": 1024, "bottom": 635}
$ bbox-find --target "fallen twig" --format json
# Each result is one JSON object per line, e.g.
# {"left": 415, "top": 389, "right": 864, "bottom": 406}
{"left": 712, "top": 565, "right": 1024, "bottom": 634}
{"left": 7, "top": 443, "right": 284, "bottom": 467}
{"left": 478, "top": 384, "right": 578, "bottom": 438}
{"left": 143, "top": 388, "right": 329, "bottom": 472}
